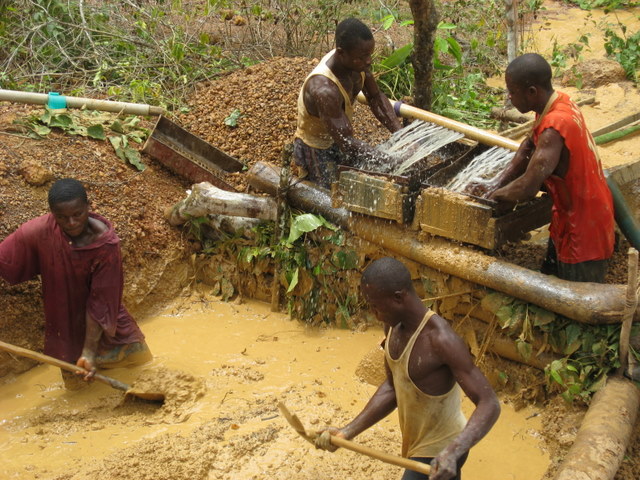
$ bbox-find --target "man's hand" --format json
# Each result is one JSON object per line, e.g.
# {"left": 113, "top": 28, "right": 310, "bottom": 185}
{"left": 487, "top": 188, "right": 517, "bottom": 215}
{"left": 464, "top": 180, "right": 496, "bottom": 198}
{"left": 429, "top": 452, "right": 458, "bottom": 480}
{"left": 314, "top": 427, "right": 346, "bottom": 452}
{"left": 76, "top": 351, "right": 97, "bottom": 382}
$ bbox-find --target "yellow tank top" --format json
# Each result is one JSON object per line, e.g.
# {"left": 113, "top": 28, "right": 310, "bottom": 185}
{"left": 294, "top": 49, "right": 364, "bottom": 149}
{"left": 384, "top": 310, "right": 467, "bottom": 458}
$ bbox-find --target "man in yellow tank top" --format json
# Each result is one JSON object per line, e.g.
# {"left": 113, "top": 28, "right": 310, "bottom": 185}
{"left": 293, "top": 18, "right": 402, "bottom": 188}
{"left": 316, "top": 257, "right": 500, "bottom": 480}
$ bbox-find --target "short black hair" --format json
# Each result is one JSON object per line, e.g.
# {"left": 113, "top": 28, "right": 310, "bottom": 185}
{"left": 506, "top": 53, "right": 553, "bottom": 91}
{"left": 335, "top": 18, "right": 373, "bottom": 51}
{"left": 361, "top": 257, "right": 413, "bottom": 295}
{"left": 48, "top": 178, "right": 88, "bottom": 208}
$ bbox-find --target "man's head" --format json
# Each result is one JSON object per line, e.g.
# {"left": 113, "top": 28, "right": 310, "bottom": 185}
{"left": 505, "top": 53, "right": 553, "bottom": 114}
{"left": 361, "top": 257, "right": 414, "bottom": 326}
{"left": 48, "top": 178, "right": 90, "bottom": 238}
{"left": 334, "top": 18, "right": 375, "bottom": 72}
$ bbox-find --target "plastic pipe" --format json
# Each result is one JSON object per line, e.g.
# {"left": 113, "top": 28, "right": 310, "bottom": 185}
{"left": 0, "top": 89, "right": 163, "bottom": 116}
{"left": 606, "top": 173, "right": 640, "bottom": 252}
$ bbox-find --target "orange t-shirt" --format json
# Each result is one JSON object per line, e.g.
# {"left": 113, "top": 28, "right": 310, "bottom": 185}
{"left": 533, "top": 92, "right": 614, "bottom": 264}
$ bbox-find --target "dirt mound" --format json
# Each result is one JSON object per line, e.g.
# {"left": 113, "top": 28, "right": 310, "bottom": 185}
{"left": 177, "top": 56, "right": 391, "bottom": 190}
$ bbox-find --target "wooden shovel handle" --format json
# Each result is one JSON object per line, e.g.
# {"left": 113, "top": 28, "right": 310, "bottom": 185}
{"left": 330, "top": 436, "right": 431, "bottom": 475}
{"left": 0, "top": 340, "right": 130, "bottom": 392}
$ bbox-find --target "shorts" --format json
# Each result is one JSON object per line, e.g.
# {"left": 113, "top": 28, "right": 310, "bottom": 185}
{"left": 541, "top": 239, "right": 608, "bottom": 283}
{"left": 293, "top": 138, "right": 344, "bottom": 189}
{"left": 401, "top": 451, "right": 469, "bottom": 480}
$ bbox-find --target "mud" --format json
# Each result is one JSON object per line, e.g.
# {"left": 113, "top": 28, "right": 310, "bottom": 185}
{"left": 0, "top": 292, "right": 550, "bottom": 480}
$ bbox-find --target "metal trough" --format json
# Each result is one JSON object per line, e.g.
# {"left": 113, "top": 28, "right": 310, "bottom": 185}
{"left": 142, "top": 116, "right": 245, "bottom": 191}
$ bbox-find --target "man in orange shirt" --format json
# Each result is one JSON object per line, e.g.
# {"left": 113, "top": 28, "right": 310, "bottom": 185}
{"left": 472, "top": 53, "right": 614, "bottom": 283}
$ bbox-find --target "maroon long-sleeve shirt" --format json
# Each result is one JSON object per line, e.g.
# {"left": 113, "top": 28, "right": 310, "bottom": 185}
{"left": 0, "top": 212, "right": 144, "bottom": 362}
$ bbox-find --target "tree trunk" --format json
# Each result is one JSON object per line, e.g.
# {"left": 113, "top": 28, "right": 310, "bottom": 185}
{"left": 166, "top": 182, "right": 277, "bottom": 226}
{"left": 505, "top": 0, "right": 518, "bottom": 64}
{"left": 552, "top": 376, "right": 640, "bottom": 480}
{"left": 409, "top": 0, "right": 439, "bottom": 110}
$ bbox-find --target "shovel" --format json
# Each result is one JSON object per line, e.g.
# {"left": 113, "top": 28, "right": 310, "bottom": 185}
{"left": 277, "top": 402, "right": 430, "bottom": 476}
{"left": 0, "top": 340, "right": 164, "bottom": 403}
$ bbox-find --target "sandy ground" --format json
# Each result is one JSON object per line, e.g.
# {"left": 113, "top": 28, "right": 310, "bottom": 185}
{"left": 0, "top": 291, "right": 550, "bottom": 480}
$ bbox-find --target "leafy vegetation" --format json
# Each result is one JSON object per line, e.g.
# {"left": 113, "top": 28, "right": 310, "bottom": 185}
{"left": 372, "top": 13, "right": 502, "bottom": 129}
{"left": 0, "top": 0, "right": 249, "bottom": 108}
{"left": 18, "top": 108, "right": 149, "bottom": 170}
{"left": 482, "top": 292, "right": 639, "bottom": 403}
{"left": 187, "top": 211, "right": 364, "bottom": 326}
{"left": 565, "top": 0, "right": 637, "bottom": 10}
{"left": 604, "top": 23, "right": 640, "bottom": 84}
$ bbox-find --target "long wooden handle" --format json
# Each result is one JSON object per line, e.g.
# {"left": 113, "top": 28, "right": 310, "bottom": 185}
{"left": 0, "top": 340, "right": 130, "bottom": 392}
{"left": 330, "top": 436, "right": 431, "bottom": 475}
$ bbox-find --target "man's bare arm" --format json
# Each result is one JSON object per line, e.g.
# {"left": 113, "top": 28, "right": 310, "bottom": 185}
{"left": 362, "top": 70, "right": 402, "bottom": 134}
{"left": 466, "top": 137, "right": 535, "bottom": 197}
{"left": 316, "top": 359, "right": 397, "bottom": 452}
{"left": 489, "top": 128, "right": 564, "bottom": 203}
{"left": 306, "top": 76, "right": 396, "bottom": 165}
{"left": 429, "top": 328, "right": 500, "bottom": 480}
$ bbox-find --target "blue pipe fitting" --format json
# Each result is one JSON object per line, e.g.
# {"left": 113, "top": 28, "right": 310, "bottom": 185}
{"left": 47, "top": 92, "right": 67, "bottom": 109}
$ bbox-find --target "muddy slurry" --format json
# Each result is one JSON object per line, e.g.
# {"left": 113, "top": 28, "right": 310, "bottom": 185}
{"left": 0, "top": 293, "right": 549, "bottom": 480}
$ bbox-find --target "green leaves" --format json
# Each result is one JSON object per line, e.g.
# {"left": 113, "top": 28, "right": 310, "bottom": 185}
{"left": 482, "top": 290, "right": 626, "bottom": 402}
{"left": 379, "top": 43, "right": 413, "bottom": 70}
{"left": 286, "top": 213, "right": 336, "bottom": 246}
{"left": 26, "top": 107, "right": 149, "bottom": 170}
{"left": 108, "top": 135, "right": 145, "bottom": 171}
{"left": 87, "top": 124, "right": 106, "bottom": 140}
{"left": 605, "top": 27, "right": 640, "bottom": 84}
{"left": 224, "top": 109, "right": 243, "bottom": 128}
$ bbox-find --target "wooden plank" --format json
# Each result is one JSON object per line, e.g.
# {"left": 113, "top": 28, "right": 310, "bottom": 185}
{"left": 606, "top": 159, "right": 640, "bottom": 186}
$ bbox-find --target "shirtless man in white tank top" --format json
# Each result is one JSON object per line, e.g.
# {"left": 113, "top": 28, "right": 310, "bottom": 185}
{"left": 293, "top": 18, "right": 402, "bottom": 188}
{"left": 316, "top": 257, "right": 500, "bottom": 480}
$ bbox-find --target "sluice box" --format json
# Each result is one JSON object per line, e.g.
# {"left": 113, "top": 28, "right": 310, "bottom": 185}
{"left": 332, "top": 141, "right": 552, "bottom": 250}
{"left": 332, "top": 141, "right": 476, "bottom": 224}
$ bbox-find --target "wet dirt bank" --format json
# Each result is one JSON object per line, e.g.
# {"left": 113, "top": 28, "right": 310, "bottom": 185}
{"left": 0, "top": 291, "right": 549, "bottom": 480}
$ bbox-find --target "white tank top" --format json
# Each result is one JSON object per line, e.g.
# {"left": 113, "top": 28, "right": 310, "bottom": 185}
{"left": 294, "top": 49, "right": 364, "bottom": 149}
{"left": 385, "top": 310, "right": 467, "bottom": 458}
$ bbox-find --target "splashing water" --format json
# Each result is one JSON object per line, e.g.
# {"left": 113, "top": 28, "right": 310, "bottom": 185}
{"left": 376, "top": 120, "right": 464, "bottom": 176}
{"left": 446, "top": 146, "right": 514, "bottom": 192}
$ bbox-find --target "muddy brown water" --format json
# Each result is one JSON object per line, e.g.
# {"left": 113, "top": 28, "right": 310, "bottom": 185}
{"left": 0, "top": 292, "right": 548, "bottom": 480}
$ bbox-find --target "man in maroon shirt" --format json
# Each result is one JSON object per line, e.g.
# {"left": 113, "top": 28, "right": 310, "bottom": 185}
{"left": 0, "top": 178, "right": 151, "bottom": 389}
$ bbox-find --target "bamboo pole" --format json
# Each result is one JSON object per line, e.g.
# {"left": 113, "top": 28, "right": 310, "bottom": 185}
{"left": 619, "top": 248, "right": 639, "bottom": 373}
{"left": 271, "top": 144, "right": 293, "bottom": 312}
